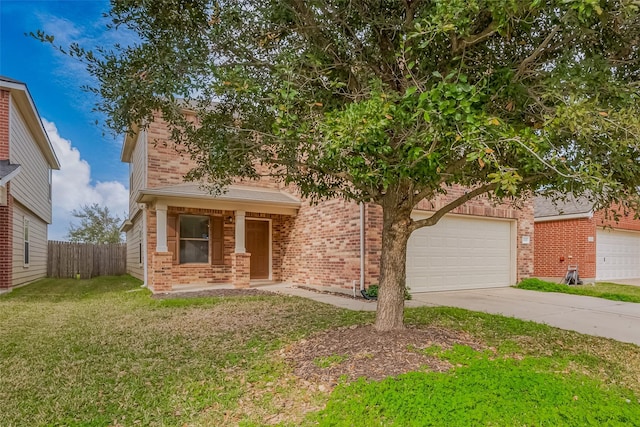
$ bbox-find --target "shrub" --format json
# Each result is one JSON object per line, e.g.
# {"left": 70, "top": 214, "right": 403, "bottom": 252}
{"left": 365, "top": 284, "right": 412, "bottom": 300}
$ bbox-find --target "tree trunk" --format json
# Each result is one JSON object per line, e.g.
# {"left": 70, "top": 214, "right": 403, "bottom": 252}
{"left": 373, "top": 203, "right": 413, "bottom": 332}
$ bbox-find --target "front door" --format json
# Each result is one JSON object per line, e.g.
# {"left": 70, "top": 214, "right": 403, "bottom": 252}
{"left": 246, "top": 220, "right": 270, "bottom": 279}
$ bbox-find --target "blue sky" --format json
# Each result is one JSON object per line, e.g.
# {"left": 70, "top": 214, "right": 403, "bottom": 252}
{"left": 1, "top": 0, "right": 129, "bottom": 240}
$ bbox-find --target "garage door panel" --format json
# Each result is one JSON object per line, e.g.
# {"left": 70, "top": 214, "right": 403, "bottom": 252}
{"left": 596, "top": 229, "right": 640, "bottom": 280}
{"left": 407, "top": 215, "right": 513, "bottom": 293}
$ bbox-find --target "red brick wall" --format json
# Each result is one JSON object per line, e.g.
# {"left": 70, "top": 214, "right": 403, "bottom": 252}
{"left": 593, "top": 206, "right": 640, "bottom": 232}
{"left": 141, "top": 119, "right": 535, "bottom": 290}
{"left": 0, "top": 89, "right": 9, "bottom": 159}
{"left": 0, "top": 90, "right": 11, "bottom": 289}
{"left": 281, "top": 188, "right": 534, "bottom": 290}
{"left": 0, "top": 183, "right": 13, "bottom": 289}
{"left": 145, "top": 115, "right": 281, "bottom": 189}
{"left": 534, "top": 218, "right": 596, "bottom": 280}
{"left": 281, "top": 198, "right": 363, "bottom": 288}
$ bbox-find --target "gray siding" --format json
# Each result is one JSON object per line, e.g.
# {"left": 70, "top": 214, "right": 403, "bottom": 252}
{"left": 12, "top": 202, "right": 47, "bottom": 286}
{"left": 9, "top": 99, "right": 52, "bottom": 224}
{"left": 126, "top": 214, "right": 144, "bottom": 280}
{"left": 129, "top": 131, "right": 147, "bottom": 219}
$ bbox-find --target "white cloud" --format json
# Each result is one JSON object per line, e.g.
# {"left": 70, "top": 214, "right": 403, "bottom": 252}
{"left": 44, "top": 119, "right": 128, "bottom": 241}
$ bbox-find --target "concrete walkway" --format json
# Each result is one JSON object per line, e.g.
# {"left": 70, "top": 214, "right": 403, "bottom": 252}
{"left": 262, "top": 283, "right": 640, "bottom": 346}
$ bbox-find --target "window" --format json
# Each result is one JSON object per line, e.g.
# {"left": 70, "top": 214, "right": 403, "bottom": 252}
{"left": 179, "top": 215, "right": 209, "bottom": 263}
{"left": 23, "top": 217, "right": 29, "bottom": 266}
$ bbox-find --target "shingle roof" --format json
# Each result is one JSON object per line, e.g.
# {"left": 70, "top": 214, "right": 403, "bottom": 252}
{"left": 0, "top": 75, "right": 26, "bottom": 85}
{"left": 534, "top": 193, "right": 594, "bottom": 218}
{"left": 0, "top": 160, "right": 21, "bottom": 183}
{"left": 137, "top": 183, "right": 301, "bottom": 206}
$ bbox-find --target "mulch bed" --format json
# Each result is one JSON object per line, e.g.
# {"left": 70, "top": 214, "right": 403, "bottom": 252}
{"left": 151, "top": 289, "right": 275, "bottom": 299}
{"left": 282, "top": 324, "right": 487, "bottom": 387}
{"left": 151, "top": 287, "right": 488, "bottom": 391}
{"left": 296, "top": 285, "right": 372, "bottom": 301}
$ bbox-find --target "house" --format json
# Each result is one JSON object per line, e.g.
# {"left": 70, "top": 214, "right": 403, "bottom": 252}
{"left": 0, "top": 76, "right": 60, "bottom": 291}
{"left": 121, "top": 113, "right": 534, "bottom": 293}
{"left": 534, "top": 194, "right": 640, "bottom": 283}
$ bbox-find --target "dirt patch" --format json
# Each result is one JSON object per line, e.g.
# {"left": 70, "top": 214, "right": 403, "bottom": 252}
{"left": 282, "top": 324, "right": 486, "bottom": 388}
{"left": 152, "top": 289, "right": 275, "bottom": 299}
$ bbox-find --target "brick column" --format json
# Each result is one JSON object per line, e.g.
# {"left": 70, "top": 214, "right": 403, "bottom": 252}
{"left": 0, "top": 89, "right": 10, "bottom": 159}
{"left": 0, "top": 182, "right": 13, "bottom": 290}
{"left": 150, "top": 252, "right": 173, "bottom": 293}
{"left": 0, "top": 90, "right": 11, "bottom": 290}
{"left": 232, "top": 252, "right": 251, "bottom": 288}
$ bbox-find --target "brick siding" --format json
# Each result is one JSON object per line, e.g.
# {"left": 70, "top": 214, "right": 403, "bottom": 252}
{"left": 534, "top": 218, "right": 596, "bottom": 280}
{"left": 138, "top": 117, "right": 535, "bottom": 291}
{"left": 534, "top": 204, "right": 640, "bottom": 281}
{"left": 0, "top": 89, "right": 9, "bottom": 159}
{"left": 145, "top": 113, "right": 282, "bottom": 190}
{"left": 0, "top": 90, "right": 11, "bottom": 289}
{"left": 0, "top": 183, "right": 13, "bottom": 289}
{"left": 281, "top": 198, "right": 363, "bottom": 288}
{"left": 593, "top": 207, "right": 640, "bottom": 232}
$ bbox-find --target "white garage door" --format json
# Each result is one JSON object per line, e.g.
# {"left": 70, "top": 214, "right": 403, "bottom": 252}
{"left": 596, "top": 229, "right": 640, "bottom": 281}
{"left": 406, "top": 215, "right": 514, "bottom": 293}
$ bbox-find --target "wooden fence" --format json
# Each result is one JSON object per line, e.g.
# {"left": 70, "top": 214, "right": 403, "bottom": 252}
{"left": 47, "top": 241, "right": 127, "bottom": 279}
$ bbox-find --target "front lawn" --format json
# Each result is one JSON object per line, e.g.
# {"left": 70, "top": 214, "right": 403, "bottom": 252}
{"left": 1, "top": 276, "right": 639, "bottom": 426}
{"left": 516, "top": 278, "right": 640, "bottom": 303}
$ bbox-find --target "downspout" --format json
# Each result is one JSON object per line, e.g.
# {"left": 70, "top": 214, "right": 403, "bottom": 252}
{"left": 142, "top": 129, "right": 148, "bottom": 288}
{"left": 360, "top": 202, "right": 365, "bottom": 292}
{"left": 142, "top": 204, "right": 148, "bottom": 288}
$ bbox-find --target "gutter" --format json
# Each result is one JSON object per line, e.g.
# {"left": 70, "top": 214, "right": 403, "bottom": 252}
{"left": 360, "top": 202, "right": 365, "bottom": 292}
{"left": 534, "top": 211, "right": 594, "bottom": 222}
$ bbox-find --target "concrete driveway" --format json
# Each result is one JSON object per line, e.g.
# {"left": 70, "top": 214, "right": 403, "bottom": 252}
{"left": 410, "top": 287, "right": 640, "bottom": 346}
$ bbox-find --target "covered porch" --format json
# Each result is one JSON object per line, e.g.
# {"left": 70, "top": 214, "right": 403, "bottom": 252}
{"left": 137, "top": 183, "right": 300, "bottom": 292}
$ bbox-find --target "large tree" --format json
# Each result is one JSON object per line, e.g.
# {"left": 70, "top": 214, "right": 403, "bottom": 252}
{"left": 67, "top": 203, "right": 123, "bottom": 244}
{"left": 42, "top": 0, "right": 640, "bottom": 330}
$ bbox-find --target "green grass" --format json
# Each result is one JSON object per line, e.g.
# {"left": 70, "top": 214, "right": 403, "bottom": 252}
{"left": 516, "top": 278, "right": 640, "bottom": 303}
{"left": 309, "top": 355, "right": 639, "bottom": 426}
{"left": 0, "top": 276, "right": 369, "bottom": 426}
{"left": 1, "top": 276, "right": 640, "bottom": 426}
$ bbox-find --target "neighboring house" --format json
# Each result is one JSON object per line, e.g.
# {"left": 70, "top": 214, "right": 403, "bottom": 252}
{"left": 121, "top": 113, "right": 534, "bottom": 293}
{"left": 534, "top": 194, "right": 640, "bottom": 283}
{"left": 0, "top": 76, "right": 60, "bottom": 291}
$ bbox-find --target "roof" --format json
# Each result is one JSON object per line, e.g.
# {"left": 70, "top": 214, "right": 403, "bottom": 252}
{"left": 534, "top": 193, "right": 594, "bottom": 220}
{"left": 0, "top": 76, "right": 60, "bottom": 170}
{"left": 0, "top": 160, "right": 21, "bottom": 186}
{"left": 137, "top": 183, "right": 301, "bottom": 215}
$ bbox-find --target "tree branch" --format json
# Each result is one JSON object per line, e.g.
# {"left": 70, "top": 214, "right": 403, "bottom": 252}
{"left": 452, "top": 22, "right": 498, "bottom": 55}
{"left": 409, "top": 182, "right": 498, "bottom": 232}
{"left": 514, "top": 24, "right": 561, "bottom": 80}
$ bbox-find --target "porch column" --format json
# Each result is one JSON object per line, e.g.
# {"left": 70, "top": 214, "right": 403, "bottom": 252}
{"left": 234, "top": 210, "right": 246, "bottom": 253}
{"left": 156, "top": 203, "right": 168, "bottom": 252}
{"left": 232, "top": 210, "right": 250, "bottom": 288}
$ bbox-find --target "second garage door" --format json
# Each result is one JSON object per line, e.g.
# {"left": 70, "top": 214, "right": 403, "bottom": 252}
{"left": 406, "top": 215, "right": 515, "bottom": 293}
{"left": 596, "top": 228, "right": 640, "bottom": 281}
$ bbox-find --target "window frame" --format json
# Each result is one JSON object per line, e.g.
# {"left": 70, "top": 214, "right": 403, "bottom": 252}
{"left": 179, "top": 215, "right": 210, "bottom": 264}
